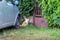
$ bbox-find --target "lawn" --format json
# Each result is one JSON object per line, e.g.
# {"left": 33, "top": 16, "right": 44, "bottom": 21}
{"left": 0, "top": 24, "right": 60, "bottom": 40}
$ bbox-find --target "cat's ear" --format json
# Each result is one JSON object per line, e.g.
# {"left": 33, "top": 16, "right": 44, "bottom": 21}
{"left": 23, "top": 16, "right": 27, "bottom": 20}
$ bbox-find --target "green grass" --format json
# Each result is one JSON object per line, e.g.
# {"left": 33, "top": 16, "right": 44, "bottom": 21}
{"left": 0, "top": 24, "right": 60, "bottom": 40}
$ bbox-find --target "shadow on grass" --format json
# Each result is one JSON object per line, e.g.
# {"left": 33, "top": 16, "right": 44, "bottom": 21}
{"left": 0, "top": 26, "right": 17, "bottom": 35}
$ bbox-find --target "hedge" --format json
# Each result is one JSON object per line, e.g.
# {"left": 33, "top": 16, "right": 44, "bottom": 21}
{"left": 18, "top": 0, "right": 34, "bottom": 17}
{"left": 37, "top": 0, "right": 60, "bottom": 27}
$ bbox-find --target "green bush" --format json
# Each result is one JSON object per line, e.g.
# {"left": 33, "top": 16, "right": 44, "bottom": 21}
{"left": 37, "top": 0, "right": 60, "bottom": 27}
{"left": 18, "top": 0, "right": 34, "bottom": 17}
{"left": 18, "top": 0, "right": 60, "bottom": 27}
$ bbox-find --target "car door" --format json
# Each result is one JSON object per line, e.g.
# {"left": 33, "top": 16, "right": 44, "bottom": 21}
{"left": 0, "top": 2, "right": 14, "bottom": 26}
{"left": 0, "top": 1, "right": 19, "bottom": 27}
{"left": 6, "top": 4, "right": 19, "bottom": 25}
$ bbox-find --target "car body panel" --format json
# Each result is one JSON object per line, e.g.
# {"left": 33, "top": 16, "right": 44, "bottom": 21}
{"left": 0, "top": 0, "right": 19, "bottom": 29}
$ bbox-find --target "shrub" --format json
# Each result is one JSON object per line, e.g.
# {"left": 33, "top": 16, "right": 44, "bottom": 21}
{"left": 37, "top": 0, "right": 60, "bottom": 27}
{"left": 18, "top": 0, "right": 34, "bottom": 17}
{"left": 7, "top": 0, "right": 60, "bottom": 27}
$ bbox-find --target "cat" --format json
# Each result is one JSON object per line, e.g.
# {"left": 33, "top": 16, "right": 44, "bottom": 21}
{"left": 20, "top": 16, "right": 29, "bottom": 27}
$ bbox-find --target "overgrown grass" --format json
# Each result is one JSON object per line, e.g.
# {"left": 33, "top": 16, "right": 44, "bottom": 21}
{"left": 0, "top": 24, "right": 60, "bottom": 40}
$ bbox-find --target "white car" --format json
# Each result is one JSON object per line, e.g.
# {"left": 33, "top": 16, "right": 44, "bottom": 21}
{"left": 0, "top": 0, "right": 20, "bottom": 29}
